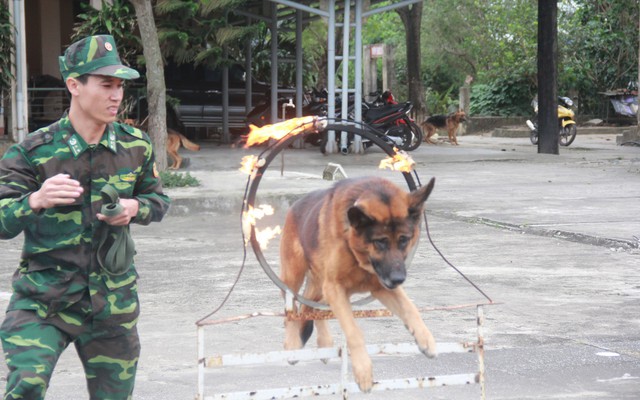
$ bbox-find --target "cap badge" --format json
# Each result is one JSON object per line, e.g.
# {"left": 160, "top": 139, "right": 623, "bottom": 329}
{"left": 105, "top": 42, "right": 113, "bottom": 52}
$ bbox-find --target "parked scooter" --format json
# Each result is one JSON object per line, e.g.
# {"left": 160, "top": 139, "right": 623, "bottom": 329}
{"left": 526, "top": 96, "right": 577, "bottom": 146}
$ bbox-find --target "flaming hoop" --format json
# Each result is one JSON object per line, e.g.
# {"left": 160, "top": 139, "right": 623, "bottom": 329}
{"left": 379, "top": 148, "right": 416, "bottom": 172}
{"left": 239, "top": 118, "right": 424, "bottom": 310}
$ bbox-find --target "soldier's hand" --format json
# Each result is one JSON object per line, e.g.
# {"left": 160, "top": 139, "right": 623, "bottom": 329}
{"left": 28, "top": 173, "right": 83, "bottom": 212}
{"left": 97, "top": 198, "right": 139, "bottom": 226}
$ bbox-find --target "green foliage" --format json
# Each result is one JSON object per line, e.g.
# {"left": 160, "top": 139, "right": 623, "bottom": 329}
{"left": 72, "top": 0, "right": 141, "bottom": 68}
{"left": 159, "top": 171, "right": 200, "bottom": 188}
{"left": 69, "top": 0, "right": 639, "bottom": 119}
{"left": 0, "top": 0, "right": 14, "bottom": 93}
{"left": 470, "top": 77, "right": 533, "bottom": 117}
{"left": 300, "top": 20, "right": 328, "bottom": 88}
{"left": 250, "top": 22, "right": 312, "bottom": 87}
{"left": 362, "top": 10, "right": 407, "bottom": 96}
{"left": 560, "top": 1, "right": 639, "bottom": 114}
{"left": 155, "top": 0, "right": 256, "bottom": 69}
{"left": 421, "top": 0, "right": 538, "bottom": 116}
{"left": 424, "top": 85, "right": 458, "bottom": 115}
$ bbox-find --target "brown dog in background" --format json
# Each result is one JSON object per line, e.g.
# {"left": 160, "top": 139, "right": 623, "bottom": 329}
{"left": 122, "top": 119, "right": 200, "bottom": 169}
{"left": 166, "top": 128, "right": 200, "bottom": 169}
{"left": 422, "top": 110, "right": 466, "bottom": 145}
{"left": 279, "top": 176, "right": 437, "bottom": 393}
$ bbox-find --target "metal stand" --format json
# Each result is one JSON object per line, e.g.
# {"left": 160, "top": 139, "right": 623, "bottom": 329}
{"left": 196, "top": 297, "right": 489, "bottom": 400}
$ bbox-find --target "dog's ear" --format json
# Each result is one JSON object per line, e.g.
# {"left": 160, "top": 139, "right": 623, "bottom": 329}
{"left": 408, "top": 177, "right": 435, "bottom": 218}
{"left": 347, "top": 205, "right": 375, "bottom": 231}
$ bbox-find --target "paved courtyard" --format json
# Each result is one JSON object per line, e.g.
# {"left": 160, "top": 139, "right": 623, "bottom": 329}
{"left": 0, "top": 131, "right": 638, "bottom": 399}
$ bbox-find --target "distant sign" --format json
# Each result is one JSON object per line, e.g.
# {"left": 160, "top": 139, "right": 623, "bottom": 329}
{"left": 370, "top": 44, "right": 384, "bottom": 58}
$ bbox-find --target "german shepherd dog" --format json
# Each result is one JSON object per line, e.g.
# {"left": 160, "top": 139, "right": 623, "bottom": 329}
{"left": 166, "top": 128, "right": 200, "bottom": 169}
{"left": 122, "top": 119, "right": 200, "bottom": 169}
{"left": 280, "top": 176, "right": 437, "bottom": 392}
{"left": 422, "top": 110, "right": 466, "bottom": 145}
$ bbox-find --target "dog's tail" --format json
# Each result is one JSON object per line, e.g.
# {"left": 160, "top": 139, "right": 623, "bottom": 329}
{"left": 170, "top": 129, "right": 201, "bottom": 152}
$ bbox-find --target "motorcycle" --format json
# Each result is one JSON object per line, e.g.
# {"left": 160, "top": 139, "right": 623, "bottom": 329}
{"left": 325, "top": 90, "right": 422, "bottom": 154}
{"left": 526, "top": 96, "right": 577, "bottom": 146}
{"left": 359, "top": 91, "right": 423, "bottom": 151}
{"left": 246, "top": 93, "right": 297, "bottom": 128}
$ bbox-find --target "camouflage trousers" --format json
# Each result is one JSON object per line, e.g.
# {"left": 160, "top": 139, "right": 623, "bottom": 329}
{"left": 0, "top": 303, "right": 140, "bottom": 399}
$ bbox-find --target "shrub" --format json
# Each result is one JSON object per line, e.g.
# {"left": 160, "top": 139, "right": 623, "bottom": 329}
{"left": 159, "top": 171, "right": 200, "bottom": 188}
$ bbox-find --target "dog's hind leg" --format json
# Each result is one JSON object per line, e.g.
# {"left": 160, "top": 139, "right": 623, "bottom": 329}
{"left": 294, "top": 278, "right": 334, "bottom": 350}
{"left": 168, "top": 152, "right": 181, "bottom": 169}
{"left": 423, "top": 125, "right": 437, "bottom": 144}
{"left": 298, "top": 279, "right": 334, "bottom": 352}
{"left": 373, "top": 287, "right": 437, "bottom": 358}
{"left": 299, "top": 278, "right": 334, "bottom": 363}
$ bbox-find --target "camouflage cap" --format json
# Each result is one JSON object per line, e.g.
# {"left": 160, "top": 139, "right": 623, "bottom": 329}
{"left": 59, "top": 35, "right": 140, "bottom": 81}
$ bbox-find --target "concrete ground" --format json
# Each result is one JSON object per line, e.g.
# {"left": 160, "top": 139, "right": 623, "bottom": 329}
{"left": 0, "top": 131, "right": 639, "bottom": 399}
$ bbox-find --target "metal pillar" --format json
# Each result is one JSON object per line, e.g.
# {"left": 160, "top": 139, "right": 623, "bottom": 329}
{"left": 338, "top": 0, "right": 351, "bottom": 154}
{"left": 537, "top": 0, "right": 558, "bottom": 154}
{"left": 11, "top": 0, "right": 27, "bottom": 142}
{"left": 270, "top": 2, "right": 279, "bottom": 124}
{"left": 245, "top": 17, "right": 253, "bottom": 118}
{"left": 293, "top": 9, "right": 304, "bottom": 149}
{"left": 222, "top": 53, "right": 230, "bottom": 143}
{"left": 353, "top": 0, "right": 363, "bottom": 149}
{"left": 326, "top": 0, "right": 337, "bottom": 153}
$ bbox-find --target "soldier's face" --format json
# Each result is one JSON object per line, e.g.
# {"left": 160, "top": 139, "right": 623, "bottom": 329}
{"left": 70, "top": 75, "right": 124, "bottom": 125}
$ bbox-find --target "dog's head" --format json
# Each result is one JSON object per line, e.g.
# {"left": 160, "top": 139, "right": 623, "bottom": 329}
{"left": 453, "top": 110, "right": 467, "bottom": 123}
{"left": 346, "top": 177, "right": 435, "bottom": 289}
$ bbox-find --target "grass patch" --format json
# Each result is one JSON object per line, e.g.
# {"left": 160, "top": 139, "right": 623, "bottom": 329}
{"left": 159, "top": 171, "right": 201, "bottom": 188}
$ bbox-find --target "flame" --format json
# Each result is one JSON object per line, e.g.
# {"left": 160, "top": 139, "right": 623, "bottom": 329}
{"left": 244, "top": 116, "right": 323, "bottom": 147}
{"left": 239, "top": 155, "right": 259, "bottom": 175}
{"left": 379, "top": 148, "right": 416, "bottom": 172}
{"left": 255, "top": 226, "right": 282, "bottom": 250}
{"left": 242, "top": 204, "right": 281, "bottom": 249}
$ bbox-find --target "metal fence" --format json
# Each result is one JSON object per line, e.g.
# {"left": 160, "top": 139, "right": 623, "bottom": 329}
{"left": 26, "top": 86, "right": 145, "bottom": 131}
{"left": 27, "top": 87, "right": 70, "bottom": 131}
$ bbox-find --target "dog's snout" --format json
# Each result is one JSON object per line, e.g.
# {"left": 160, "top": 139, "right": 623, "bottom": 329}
{"left": 389, "top": 269, "right": 406, "bottom": 286}
{"left": 372, "top": 258, "right": 407, "bottom": 289}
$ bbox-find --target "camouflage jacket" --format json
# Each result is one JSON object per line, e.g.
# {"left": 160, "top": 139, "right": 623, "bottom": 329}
{"left": 0, "top": 115, "right": 170, "bottom": 322}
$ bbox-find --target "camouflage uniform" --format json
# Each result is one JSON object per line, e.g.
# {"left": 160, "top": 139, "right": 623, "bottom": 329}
{"left": 0, "top": 35, "right": 169, "bottom": 399}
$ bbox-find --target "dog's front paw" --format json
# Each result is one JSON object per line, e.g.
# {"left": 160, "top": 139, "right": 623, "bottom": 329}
{"left": 417, "top": 333, "right": 437, "bottom": 359}
{"left": 284, "top": 321, "right": 305, "bottom": 365}
{"left": 351, "top": 353, "right": 373, "bottom": 393}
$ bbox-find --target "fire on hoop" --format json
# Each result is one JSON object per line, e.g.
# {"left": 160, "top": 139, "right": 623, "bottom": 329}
{"left": 242, "top": 204, "right": 281, "bottom": 249}
{"left": 379, "top": 148, "right": 416, "bottom": 172}
{"left": 239, "top": 155, "right": 264, "bottom": 175}
{"left": 244, "top": 116, "right": 327, "bottom": 147}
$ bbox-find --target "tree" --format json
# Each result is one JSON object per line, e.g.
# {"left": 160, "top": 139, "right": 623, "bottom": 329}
{"left": 563, "top": 1, "right": 639, "bottom": 115}
{"left": 155, "top": 0, "right": 256, "bottom": 70}
{"left": 0, "top": 0, "right": 13, "bottom": 93}
{"left": 72, "top": 0, "right": 169, "bottom": 169}
{"left": 130, "top": 0, "right": 167, "bottom": 170}
{"left": 421, "top": 0, "right": 538, "bottom": 116}
{"left": 395, "top": 2, "right": 425, "bottom": 120}
{"left": 0, "top": 0, "right": 13, "bottom": 135}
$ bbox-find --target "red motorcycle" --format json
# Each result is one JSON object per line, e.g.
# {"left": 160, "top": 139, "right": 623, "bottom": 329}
{"left": 358, "top": 90, "right": 423, "bottom": 151}
{"left": 325, "top": 90, "right": 423, "bottom": 153}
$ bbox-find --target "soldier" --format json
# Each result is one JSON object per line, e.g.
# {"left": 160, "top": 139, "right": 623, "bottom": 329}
{"left": 0, "top": 35, "right": 170, "bottom": 399}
